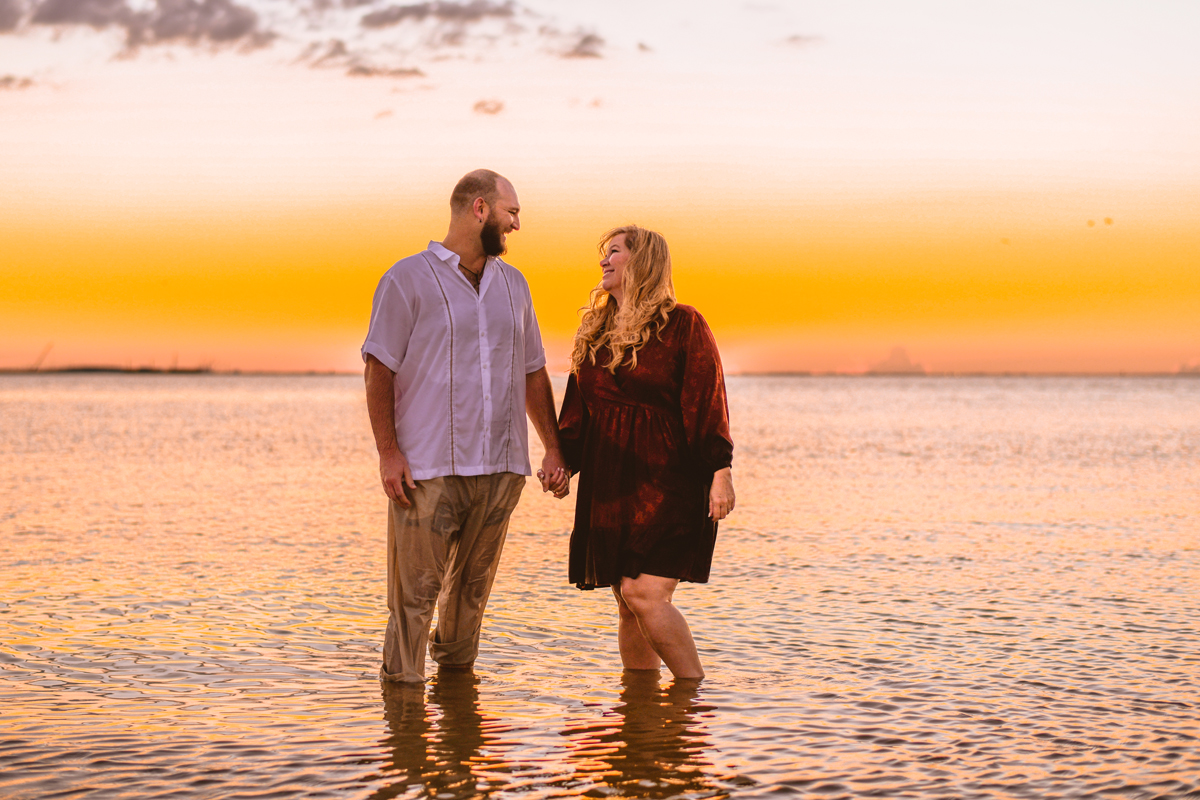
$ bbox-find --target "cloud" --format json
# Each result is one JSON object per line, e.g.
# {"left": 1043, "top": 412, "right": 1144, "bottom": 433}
{"left": 0, "top": 74, "right": 35, "bottom": 88}
{"left": 562, "top": 31, "right": 601, "bottom": 58}
{"left": 0, "top": 0, "right": 26, "bottom": 29}
{"left": 472, "top": 98, "right": 501, "bottom": 114}
{"left": 132, "top": 0, "right": 260, "bottom": 45}
{"left": 360, "top": 1, "right": 513, "bottom": 29}
{"left": 781, "top": 34, "right": 822, "bottom": 47}
{"left": 9, "top": 0, "right": 609, "bottom": 80}
{"left": 30, "top": 0, "right": 128, "bottom": 27}
{"left": 359, "top": 3, "right": 428, "bottom": 28}
{"left": 27, "top": 0, "right": 263, "bottom": 46}
{"left": 346, "top": 63, "right": 422, "bottom": 77}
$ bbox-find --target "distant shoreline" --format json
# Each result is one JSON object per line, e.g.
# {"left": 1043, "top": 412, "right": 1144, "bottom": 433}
{"left": 2, "top": 367, "right": 1197, "bottom": 378}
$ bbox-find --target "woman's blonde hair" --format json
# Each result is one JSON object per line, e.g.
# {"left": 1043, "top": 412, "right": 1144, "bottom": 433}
{"left": 570, "top": 225, "right": 677, "bottom": 374}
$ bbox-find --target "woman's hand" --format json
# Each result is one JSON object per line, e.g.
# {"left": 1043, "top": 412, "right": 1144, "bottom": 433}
{"left": 709, "top": 467, "right": 735, "bottom": 520}
{"left": 538, "top": 449, "right": 570, "bottom": 499}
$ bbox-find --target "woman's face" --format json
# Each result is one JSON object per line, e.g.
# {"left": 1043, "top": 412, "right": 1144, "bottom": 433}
{"left": 600, "top": 234, "right": 630, "bottom": 296}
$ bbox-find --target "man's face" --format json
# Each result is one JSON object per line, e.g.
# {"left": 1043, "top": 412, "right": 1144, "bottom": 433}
{"left": 480, "top": 180, "right": 521, "bottom": 257}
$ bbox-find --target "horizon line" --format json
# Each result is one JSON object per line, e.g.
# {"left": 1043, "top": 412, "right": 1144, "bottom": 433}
{"left": 3, "top": 367, "right": 1199, "bottom": 379}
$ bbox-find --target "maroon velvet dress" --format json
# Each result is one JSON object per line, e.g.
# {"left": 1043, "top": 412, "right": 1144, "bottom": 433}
{"left": 558, "top": 304, "right": 734, "bottom": 590}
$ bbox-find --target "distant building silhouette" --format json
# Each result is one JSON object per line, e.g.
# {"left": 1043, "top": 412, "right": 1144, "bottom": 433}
{"left": 868, "top": 346, "right": 925, "bottom": 375}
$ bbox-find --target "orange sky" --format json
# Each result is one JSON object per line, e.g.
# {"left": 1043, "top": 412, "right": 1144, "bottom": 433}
{"left": 1, "top": 1, "right": 1198, "bottom": 373}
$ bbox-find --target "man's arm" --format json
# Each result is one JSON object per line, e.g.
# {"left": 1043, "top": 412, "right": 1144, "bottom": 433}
{"left": 525, "top": 366, "right": 569, "bottom": 498}
{"left": 365, "top": 354, "right": 417, "bottom": 507}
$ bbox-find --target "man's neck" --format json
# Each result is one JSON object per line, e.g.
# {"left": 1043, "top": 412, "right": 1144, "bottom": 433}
{"left": 440, "top": 230, "right": 487, "bottom": 276}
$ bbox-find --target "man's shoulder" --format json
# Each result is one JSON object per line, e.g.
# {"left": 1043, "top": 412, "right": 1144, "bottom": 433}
{"left": 384, "top": 250, "right": 437, "bottom": 276}
{"left": 374, "top": 251, "right": 443, "bottom": 293}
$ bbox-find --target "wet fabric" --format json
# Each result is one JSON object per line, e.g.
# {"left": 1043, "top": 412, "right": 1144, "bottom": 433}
{"left": 381, "top": 472, "right": 525, "bottom": 682}
{"left": 558, "top": 305, "right": 734, "bottom": 590}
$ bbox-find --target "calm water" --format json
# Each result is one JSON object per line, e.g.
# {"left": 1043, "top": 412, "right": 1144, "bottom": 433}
{"left": 1, "top": 374, "right": 1197, "bottom": 800}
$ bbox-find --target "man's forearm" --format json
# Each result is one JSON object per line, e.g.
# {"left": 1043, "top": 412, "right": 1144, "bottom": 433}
{"left": 365, "top": 355, "right": 400, "bottom": 456}
{"left": 524, "top": 367, "right": 563, "bottom": 453}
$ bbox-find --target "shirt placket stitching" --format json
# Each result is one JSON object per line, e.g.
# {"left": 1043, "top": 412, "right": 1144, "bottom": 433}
{"left": 499, "top": 268, "right": 518, "bottom": 474}
{"left": 422, "top": 253, "right": 456, "bottom": 474}
{"left": 478, "top": 267, "right": 493, "bottom": 468}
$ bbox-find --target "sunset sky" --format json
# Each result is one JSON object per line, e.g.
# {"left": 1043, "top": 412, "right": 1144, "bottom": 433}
{"left": 2, "top": 0, "right": 1198, "bottom": 374}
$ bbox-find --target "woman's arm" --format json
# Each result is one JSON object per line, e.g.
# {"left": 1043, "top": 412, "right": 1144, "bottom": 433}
{"left": 709, "top": 467, "right": 735, "bottom": 520}
{"left": 557, "top": 371, "right": 588, "bottom": 477}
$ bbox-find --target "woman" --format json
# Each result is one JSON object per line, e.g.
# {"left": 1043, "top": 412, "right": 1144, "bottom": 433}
{"left": 557, "top": 225, "right": 735, "bottom": 680}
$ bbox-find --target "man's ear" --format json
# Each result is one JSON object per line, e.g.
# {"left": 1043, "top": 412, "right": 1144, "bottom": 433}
{"left": 473, "top": 196, "right": 488, "bottom": 222}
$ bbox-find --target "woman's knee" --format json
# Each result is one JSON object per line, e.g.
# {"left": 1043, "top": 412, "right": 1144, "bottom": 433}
{"left": 612, "top": 589, "right": 637, "bottom": 619}
{"left": 619, "top": 576, "right": 671, "bottom": 615}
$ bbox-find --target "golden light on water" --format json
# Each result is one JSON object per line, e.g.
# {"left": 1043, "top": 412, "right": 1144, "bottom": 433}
{"left": 2, "top": 374, "right": 1197, "bottom": 796}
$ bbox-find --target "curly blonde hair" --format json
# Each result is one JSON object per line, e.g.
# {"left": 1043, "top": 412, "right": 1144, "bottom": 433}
{"left": 570, "top": 225, "right": 677, "bottom": 374}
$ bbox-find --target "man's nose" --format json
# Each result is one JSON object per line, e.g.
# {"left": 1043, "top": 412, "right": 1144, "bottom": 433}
{"left": 510, "top": 215, "right": 520, "bottom": 231}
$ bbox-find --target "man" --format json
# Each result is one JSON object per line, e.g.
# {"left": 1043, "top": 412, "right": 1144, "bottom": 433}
{"left": 362, "top": 169, "right": 568, "bottom": 683}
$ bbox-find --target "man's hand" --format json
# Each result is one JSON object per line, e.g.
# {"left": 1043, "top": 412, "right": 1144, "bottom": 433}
{"left": 709, "top": 467, "right": 735, "bottom": 520}
{"left": 537, "top": 447, "right": 570, "bottom": 499}
{"left": 380, "top": 449, "right": 417, "bottom": 507}
{"left": 365, "top": 355, "right": 415, "bottom": 506}
{"left": 525, "top": 367, "right": 570, "bottom": 499}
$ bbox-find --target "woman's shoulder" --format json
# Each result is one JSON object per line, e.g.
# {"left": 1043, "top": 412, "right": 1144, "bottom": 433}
{"left": 667, "top": 303, "right": 713, "bottom": 331}
{"left": 667, "top": 303, "right": 705, "bottom": 322}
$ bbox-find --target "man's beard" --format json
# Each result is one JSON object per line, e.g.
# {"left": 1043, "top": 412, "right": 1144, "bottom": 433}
{"left": 480, "top": 212, "right": 507, "bottom": 257}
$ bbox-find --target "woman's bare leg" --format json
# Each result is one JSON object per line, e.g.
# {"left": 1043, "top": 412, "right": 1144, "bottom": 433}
{"left": 612, "top": 587, "right": 661, "bottom": 670}
{"left": 617, "top": 575, "right": 704, "bottom": 679}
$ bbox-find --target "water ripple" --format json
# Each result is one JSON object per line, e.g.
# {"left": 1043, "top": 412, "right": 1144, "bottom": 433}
{"left": 1, "top": 374, "right": 1197, "bottom": 798}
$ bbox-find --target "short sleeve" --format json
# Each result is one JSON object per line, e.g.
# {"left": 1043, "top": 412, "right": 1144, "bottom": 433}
{"left": 361, "top": 272, "right": 413, "bottom": 373}
{"left": 678, "top": 309, "right": 734, "bottom": 474}
{"left": 521, "top": 283, "right": 547, "bottom": 374}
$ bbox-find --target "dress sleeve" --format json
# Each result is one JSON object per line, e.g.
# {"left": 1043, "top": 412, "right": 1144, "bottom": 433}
{"left": 557, "top": 371, "right": 588, "bottom": 475}
{"left": 679, "top": 309, "right": 734, "bottom": 475}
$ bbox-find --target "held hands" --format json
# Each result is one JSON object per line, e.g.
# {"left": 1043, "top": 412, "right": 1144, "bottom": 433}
{"left": 709, "top": 467, "right": 735, "bottom": 521}
{"left": 537, "top": 448, "right": 570, "bottom": 499}
{"left": 379, "top": 449, "right": 417, "bottom": 507}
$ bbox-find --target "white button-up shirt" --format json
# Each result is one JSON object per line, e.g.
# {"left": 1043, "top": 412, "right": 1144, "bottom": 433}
{"left": 362, "top": 241, "right": 547, "bottom": 480}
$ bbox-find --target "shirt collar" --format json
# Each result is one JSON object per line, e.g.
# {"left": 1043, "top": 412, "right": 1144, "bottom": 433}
{"left": 428, "top": 241, "right": 459, "bottom": 267}
{"left": 429, "top": 241, "right": 499, "bottom": 272}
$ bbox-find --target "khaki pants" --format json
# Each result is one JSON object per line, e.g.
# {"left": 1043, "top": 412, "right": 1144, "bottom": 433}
{"left": 381, "top": 473, "right": 525, "bottom": 683}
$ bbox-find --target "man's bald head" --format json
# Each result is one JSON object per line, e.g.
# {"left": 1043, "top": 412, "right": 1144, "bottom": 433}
{"left": 450, "top": 169, "right": 511, "bottom": 215}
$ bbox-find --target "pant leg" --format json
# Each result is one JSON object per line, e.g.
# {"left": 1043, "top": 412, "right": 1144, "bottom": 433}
{"left": 430, "top": 473, "right": 526, "bottom": 666}
{"left": 382, "top": 477, "right": 462, "bottom": 683}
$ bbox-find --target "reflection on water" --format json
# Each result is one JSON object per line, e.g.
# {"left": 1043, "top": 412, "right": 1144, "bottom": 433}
{"left": 374, "top": 671, "right": 499, "bottom": 800}
{"left": 1, "top": 374, "right": 1197, "bottom": 799}
{"left": 373, "top": 670, "right": 723, "bottom": 800}
{"left": 563, "top": 673, "right": 720, "bottom": 799}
